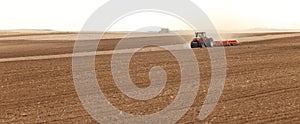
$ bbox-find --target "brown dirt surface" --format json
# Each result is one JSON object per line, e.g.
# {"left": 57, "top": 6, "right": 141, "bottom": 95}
{"left": 0, "top": 32, "right": 299, "bottom": 123}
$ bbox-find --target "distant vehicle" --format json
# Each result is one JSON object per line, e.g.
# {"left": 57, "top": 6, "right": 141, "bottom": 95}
{"left": 159, "top": 28, "right": 170, "bottom": 33}
{"left": 190, "top": 32, "right": 239, "bottom": 48}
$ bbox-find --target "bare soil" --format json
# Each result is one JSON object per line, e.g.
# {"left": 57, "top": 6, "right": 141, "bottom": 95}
{"left": 0, "top": 32, "right": 299, "bottom": 123}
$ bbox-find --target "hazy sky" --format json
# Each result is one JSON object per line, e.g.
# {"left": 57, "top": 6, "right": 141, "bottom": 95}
{"left": 0, "top": 0, "right": 299, "bottom": 31}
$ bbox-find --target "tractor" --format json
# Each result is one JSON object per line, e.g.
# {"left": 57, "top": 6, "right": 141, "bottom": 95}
{"left": 190, "top": 32, "right": 239, "bottom": 48}
{"left": 190, "top": 32, "right": 214, "bottom": 48}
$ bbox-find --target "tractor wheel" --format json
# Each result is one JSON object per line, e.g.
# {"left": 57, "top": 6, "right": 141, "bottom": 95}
{"left": 198, "top": 40, "right": 205, "bottom": 48}
{"left": 206, "top": 38, "right": 214, "bottom": 47}
{"left": 191, "top": 41, "right": 199, "bottom": 48}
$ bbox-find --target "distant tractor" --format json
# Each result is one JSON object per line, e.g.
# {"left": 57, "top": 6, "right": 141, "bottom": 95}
{"left": 190, "top": 32, "right": 239, "bottom": 48}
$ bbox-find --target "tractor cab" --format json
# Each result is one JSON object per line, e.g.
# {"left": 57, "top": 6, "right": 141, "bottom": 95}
{"left": 195, "top": 32, "right": 206, "bottom": 38}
